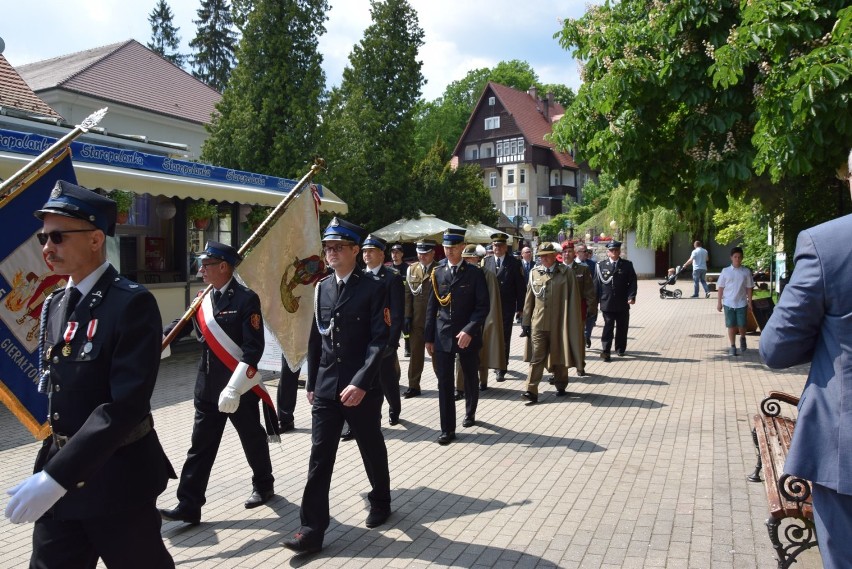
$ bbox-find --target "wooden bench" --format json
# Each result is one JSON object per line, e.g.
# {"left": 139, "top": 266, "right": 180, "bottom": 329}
{"left": 748, "top": 391, "right": 818, "bottom": 568}
{"left": 705, "top": 272, "right": 721, "bottom": 291}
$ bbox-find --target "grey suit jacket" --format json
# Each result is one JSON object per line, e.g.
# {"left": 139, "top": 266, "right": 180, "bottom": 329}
{"left": 760, "top": 213, "right": 852, "bottom": 494}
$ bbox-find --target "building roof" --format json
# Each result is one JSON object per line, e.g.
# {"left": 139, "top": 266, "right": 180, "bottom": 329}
{"left": 17, "top": 40, "right": 221, "bottom": 125}
{"left": 456, "top": 81, "right": 578, "bottom": 170}
{"left": 0, "top": 54, "right": 62, "bottom": 119}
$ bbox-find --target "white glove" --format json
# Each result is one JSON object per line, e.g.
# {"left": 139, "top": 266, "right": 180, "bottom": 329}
{"left": 217, "top": 362, "right": 260, "bottom": 414}
{"left": 5, "top": 471, "right": 67, "bottom": 523}
{"left": 218, "top": 385, "right": 241, "bottom": 413}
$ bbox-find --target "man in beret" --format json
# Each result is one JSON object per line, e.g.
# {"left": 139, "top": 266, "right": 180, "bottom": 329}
{"left": 390, "top": 243, "right": 412, "bottom": 357}
{"left": 160, "top": 240, "right": 275, "bottom": 525}
{"left": 5, "top": 181, "right": 175, "bottom": 567}
{"left": 285, "top": 218, "right": 390, "bottom": 553}
{"left": 520, "top": 242, "right": 585, "bottom": 403}
{"left": 403, "top": 239, "right": 438, "bottom": 398}
{"left": 481, "top": 232, "right": 526, "bottom": 382}
{"left": 595, "top": 240, "right": 637, "bottom": 361}
{"left": 425, "top": 229, "right": 489, "bottom": 444}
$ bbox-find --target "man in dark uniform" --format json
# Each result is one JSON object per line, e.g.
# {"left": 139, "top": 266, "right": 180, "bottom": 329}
{"left": 481, "top": 232, "right": 525, "bottom": 382}
{"left": 425, "top": 228, "right": 489, "bottom": 445}
{"left": 5, "top": 182, "right": 175, "bottom": 568}
{"left": 595, "top": 240, "right": 637, "bottom": 362}
{"left": 284, "top": 218, "right": 390, "bottom": 554}
{"left": 277, "top": 355, "right": 299, "bottom": 432}
{"left": 402, "top": 239, "right": 437, "bottom": 398}
{"left": 390, "top": 243, "right": 411, "bottom": 357}
{"left": 159, "top": 241, "right": 274, "bottom": 525}
{"left": 362, "top": 235, "right": 404, "bottom": 426}
{"left": 574, "top": 243, "right": 598, "bottom": 348}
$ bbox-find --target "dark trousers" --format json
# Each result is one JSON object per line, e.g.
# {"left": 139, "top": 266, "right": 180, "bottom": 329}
{"left": 176, "top": 393, "right": 273, "bottom": 513}
{"left": 298, "top": 391, "right": 390, "bottom": 544}
{"left": 498, "top": 307, "right": 514, "bottom": 371}
{"left": 812, "top": 482, "right": 852, "bottom": 569}
{"left": 31, "top": 503, "right": 173, "bottom": 569}
{"left": 601, "top": 309, "right": 630, "bottom": 353}
{"left": 585, "top": 310, "right": 596, "bottom": 341}
{"left": 378, "top": 352, "right": 401, "bottom": 419}
{"left": 433, "top": 350, "right": 479, "bottom": 434}
{"left": 277, "top": 357, "right": 300, "bottom": 425}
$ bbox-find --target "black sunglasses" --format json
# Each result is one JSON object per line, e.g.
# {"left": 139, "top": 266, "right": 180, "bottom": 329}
{"left": 36, "top": 229, "right": 96, "bottom": 245}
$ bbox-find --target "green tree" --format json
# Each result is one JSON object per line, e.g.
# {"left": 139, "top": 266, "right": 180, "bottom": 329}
{"left": 410, "top": 141, "right": 498, "bottom": 226}
{"left": 713, "top": 195, "right": 773, "bottom": 270}
{"left": 148, "top": 0, "right": 185, "bottom": 67}
{"left": 201, "top": 0, "right": 328, "bottom": 179}
{"left": 189, "top": 0, "right": 238, "bottom": 92}
{"left": 551, "top": 0, "right": 852, "bottom": 251}
{"left": 318, "top": 0, "right": 425, "bottom": 230}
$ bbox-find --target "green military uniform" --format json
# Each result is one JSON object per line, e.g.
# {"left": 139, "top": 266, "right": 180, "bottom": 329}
{"left": 404, "top": 260, "right": 435, "bottom": 391}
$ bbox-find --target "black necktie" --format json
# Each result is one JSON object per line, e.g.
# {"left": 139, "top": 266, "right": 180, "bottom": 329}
{"left": 213, "top": 289, "right": 222, "bottom": 306}
{"left": 335, "top": 279, "right": 345, "bottom": 303}
{"left": 451, "top": 266, "right": 457, "bottom": 278}
{"left": 496, "top": 259, "right": 501, "bottom": 270}
{"left": 63, "top": 287, "right": 82, "bottom": 323}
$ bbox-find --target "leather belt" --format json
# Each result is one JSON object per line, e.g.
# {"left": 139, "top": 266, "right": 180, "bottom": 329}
{"left": 52, "top": 414, "right": 154, "bottom": 449}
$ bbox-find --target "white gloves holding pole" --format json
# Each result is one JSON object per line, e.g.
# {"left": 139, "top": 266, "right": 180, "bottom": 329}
{"left": 218, "top": 361, "right": 261, "bottom": 413}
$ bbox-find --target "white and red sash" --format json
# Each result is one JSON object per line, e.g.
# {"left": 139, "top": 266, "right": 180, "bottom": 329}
{"left": 196, "top": 293, "right": 276, "bottom": 412}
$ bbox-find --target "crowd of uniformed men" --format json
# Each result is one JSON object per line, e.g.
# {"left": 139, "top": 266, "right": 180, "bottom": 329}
{"left": 5, "top": 182, "right": 638, "bottom": 565}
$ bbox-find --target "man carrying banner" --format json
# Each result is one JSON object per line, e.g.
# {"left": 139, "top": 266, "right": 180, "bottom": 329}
{"left": 159, "top": 241, "right": 275, "bottom": 525}
{"left": 284, "top": 218, "right": 390, "bottom": 554}
{"left": 5, "top": 181, "right": 175, "bottom": 568}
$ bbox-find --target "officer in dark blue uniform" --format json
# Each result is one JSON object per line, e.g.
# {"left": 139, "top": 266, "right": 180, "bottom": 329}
{"left": 284, "top": 218, "right": 390, "bottom": 554}
{"left": 425, "top": 228, "right": 489, "bottom": 445}
{"left": 390, "top": 243, "right": 411, "bottom": 356}
{"left": 5, "top": 181, "right": 175, "bottom": 568}
{"left": 481, "top": 232, "right": 526, "bottom": 382}
{"left": 159, "top": 241, "right": 274, "bottom": 525}
{"left": 595, "top": 240, "right": 637, "bottom": 361}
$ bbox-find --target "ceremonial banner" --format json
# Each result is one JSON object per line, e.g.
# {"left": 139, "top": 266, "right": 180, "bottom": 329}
{"left": 0, "top": 150, "right": 76, "bottom": 438}
{"left": 238, "top": 186, "right": 325, "bottom": 372}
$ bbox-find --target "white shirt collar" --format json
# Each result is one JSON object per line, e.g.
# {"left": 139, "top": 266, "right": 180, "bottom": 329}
{"left": 67, "top": 261, "right": 110, "bottom": 300}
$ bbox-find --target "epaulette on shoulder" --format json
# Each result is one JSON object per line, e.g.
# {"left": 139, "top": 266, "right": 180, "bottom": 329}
{"left": 386, "top": 266, "right": 400, "bottom": 276}
{"left": 318, "top": 274, "right": 334, "bottom": 284}
{"left": 110, "top": 275, "right": 146, "bottom": 293}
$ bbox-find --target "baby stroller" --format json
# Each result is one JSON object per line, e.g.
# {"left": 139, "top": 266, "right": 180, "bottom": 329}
{"left": 659, "top": 265, "right": 684, "bottom": 299}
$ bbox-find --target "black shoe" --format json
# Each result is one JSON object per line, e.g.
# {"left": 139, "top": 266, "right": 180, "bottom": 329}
{"left": 600, "top": 352, "right": 611, "bottom": 362}
{"left": 437, "top": 432, "right": 456, "bottom": 445}
{"left": 159, "top": 505, "right": 201, "bottom": 525}
{"left": 341, "top": 429, "right": 355, "bottom": 441}
{"left": 365, "top": 508, "right": 391, "bottom": 528}
{"left": 279, "top": 420, "right": 295, "bottom": 433}
{"left": 555, "top": 389, "right": 567, "bottom": 397}
{"left": 283, "top": 533, "right": 322, "bottom": 554}
{"left": 705, "top": 292, "right": 711, "bottom": 299}
{"left": 245, "top": 489, "right": 274, "bottom": 509}
{"left": 462, "top": 416, "right": 476, "bottom": 428}
{"left": 389, "top": 414, "right": 399, "bottom": 426}
{"left": 547, "top": 375, "right": 555, "bottom": 385}
{"left": 403, "top": 388, "right": 421, "bottom": 399}
{"left": 585, "top": 337, "right": 591, "bottom": 349}
{"left": 479, "top": 384, "right": 489, "bottom": 392}
{"left": 454, "top": 390, "right": 465, "bottom": 401}
{"left": 522, "top": 391, "right": 538, "bottom": 404}
{"left": 496, "top": 371, "right": 506, "bottom": 382}
{"left": 617, "top": 350, "right": 625, "bottom": 357}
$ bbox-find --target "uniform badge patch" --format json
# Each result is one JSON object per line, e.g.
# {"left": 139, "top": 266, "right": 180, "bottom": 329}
{"left": 384, "top": 307, "right": 391, "bottom": 327}
{"left": 247, "top": 366, "right": 257, "bottom": 379}
{"left": 251, "top": 313, "right": 261, "bottom": 330}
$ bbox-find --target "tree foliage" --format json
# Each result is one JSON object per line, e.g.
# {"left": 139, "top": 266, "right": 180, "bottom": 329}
{"left": 189, "top": 0, "right": 238, "bottom": 92}
{"left": 148, "top": 0, "right": 186, "bottom": 67}
{"left": 551, "top": 0, "right": 852, "bottom": 247}
{"left": 318, "top": 0, "right": 425, "bottom": 230}
{"left": 713, "top": 195, "right": 773, "bottom": 269}
{"left": 201, "top": 0, "right": 328, "bottom": 179}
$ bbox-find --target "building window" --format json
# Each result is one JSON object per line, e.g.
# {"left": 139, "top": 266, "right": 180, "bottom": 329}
{"left": 520, "top": 168, "right": 526, "bottom": 184}
{"left": 471, "top": 147, "right": 478, "bottom": 159}
{"left": 552, "top": 170, "right": 560, "bottom": 186}
{"left": 485, "top": 116, "right": 500, "bottom": 130}
{"left": 518, "top": 202, "right": 528, "bottom": 218}
{"left": 484, "top": 145, "right": 493, "bottom": 158}
{"left": 507, "top": 169, "right": 515, "bottom": 184}
{"left": 496, "top": 143, "right": 503, "bottom": 157}
{"left": 488, "top": 96, "right": 495, "bottom": 106}
{"left": 506, "top": 202, "right": 515, "bottom": 217}
{"left": 538, "top": 204, "right": 546, "bottom": 216}
{"left": 518, "top": 139, "right": 525, "bottom": 155}
{"left": 489, "top": 172, "right": 497, "bottom": 188}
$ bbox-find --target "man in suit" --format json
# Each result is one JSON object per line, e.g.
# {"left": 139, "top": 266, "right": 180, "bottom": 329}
{"left": 520, "top": 242, "right": 585, "bottom": 403}
{"left": 574, "top": 242, "right": 599, "bottom": 348}
{"left": 759, "top": 150, "right": 852, "bottom": 569}
{"left": 5, "top": 182, "right": 175, "bottom": 568}
{"left": 595, "top": 240, "right": 637, "bottom": 362}
{"left": 481, "top": 232, "right": 526, "bottom": 382}
{"left": 390, "top": 243, "right": 411, "bottom": 357}
{"left": 159, "top": 241, "right": 274, "bottom": 525}
{"left": 284, "top": 218, "right": 390, "bottom": 554}
{"left": 403, "top": 239, "right": 437, "bottom": 398}
{"left": 361, "top": 234, "right": 404, "bottom": 426}
{"left": 425, "top": 229, "right": 489, "bottom": 444}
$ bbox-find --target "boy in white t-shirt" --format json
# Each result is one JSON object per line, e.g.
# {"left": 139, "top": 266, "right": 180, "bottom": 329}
{"left": 716, "top": 246, "right": 754, "bottom": 356}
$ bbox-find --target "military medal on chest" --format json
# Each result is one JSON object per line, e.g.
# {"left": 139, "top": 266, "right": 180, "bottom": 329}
{"left": 83, "top": 319, "right": 98, "bottom": 354}
{"left": 62, "top": 321, "right": 79, "bottom": 356}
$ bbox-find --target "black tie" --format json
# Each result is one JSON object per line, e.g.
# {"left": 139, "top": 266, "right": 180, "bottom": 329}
{"left": 213, "top": 289, "right": 222, "bottom": 306}
{"left": 451, "top": 266, "right": 457, "bottom": 278}
{"left": 336, "top": 279, "right": 345, "bottom": 303}
{"left": 496, "top": 259, "right": 501, "bottom": 270}
{"left": 63, "top": 287, "right": 82, "bottom": 323}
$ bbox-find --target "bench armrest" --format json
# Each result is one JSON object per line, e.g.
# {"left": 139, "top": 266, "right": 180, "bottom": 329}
{"left": 761, "top": 391, "right": 801, "bottom": 417}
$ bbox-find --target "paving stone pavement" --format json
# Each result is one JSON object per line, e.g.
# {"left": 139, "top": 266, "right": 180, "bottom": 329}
{"left": 0, "top": 280, "right": 823, "bottom": 568}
